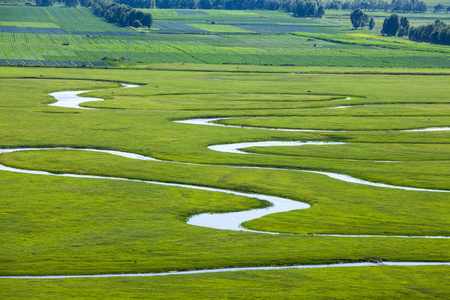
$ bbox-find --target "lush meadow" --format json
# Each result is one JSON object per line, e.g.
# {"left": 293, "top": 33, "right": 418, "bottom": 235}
{"left": 0, "top": 66, "right": 448, "bottom": 298}
{"left": 1, "top": 2, "right": 449, "bottom": 298}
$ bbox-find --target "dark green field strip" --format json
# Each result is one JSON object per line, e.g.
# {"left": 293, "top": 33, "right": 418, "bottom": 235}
{"left": 374, "top": 56, "right": 450, "bottom": 68}
{"left": 233, "top": 23, "right": 325, "bottom": 34}
{"left": 0, "top": 26, "right": 68, "bottom": 34}
{"left": 173, "top": 9, "right": 210, "bottom": 16}
{"left": 56, "top": 60, "right": 75, "bottom": 66}
{"left": 24, "top": 59, "right": 42, "bottom": 66}
{"left": 7, "top": 59, "right": 25, "bottom": 65}
{"left": 71, "top": 31, "right": 146, "bottom": 36}
{"left": 42, "top": 60, "right": 63, "bottom": 66}
{"left": 73, "top": 61, "right": 92, "bottom": 66}
{"left": 40, "top": 60, "right": 59, "bottom": 66}
{"left": 0, "top": 59, "right": 107, "bottom": 67}
{"left": 153, "top": 22, "right": 208, "bottom": 32}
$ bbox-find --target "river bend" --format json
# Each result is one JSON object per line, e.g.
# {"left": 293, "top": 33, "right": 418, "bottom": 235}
{"left": 1, "top": 84, "right": 449, "bottom": 278}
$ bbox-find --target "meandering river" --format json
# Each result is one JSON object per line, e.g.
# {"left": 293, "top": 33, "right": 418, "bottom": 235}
{"left": 1, "top": 84, "right": 448, "bottom": 279}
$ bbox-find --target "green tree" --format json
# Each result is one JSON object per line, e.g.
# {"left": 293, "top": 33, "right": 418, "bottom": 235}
{"left": 141, "top": 13, "right": 153, "bottom": 27}
{"left": 317, "top": 5, "right": 325, "bottom": 18}
{"left": 398, "top": 16, "right": 410, "bottom": 37}
{"left": 434, "top": 4, "right": 445, "bottom": 12}
{"left": 350, "top": 9, "right": 369, "bottom": 29}
{"left": 198, "top": 0, "right": 212, "bottom": 9}
{"left": 381, "top": 14, "right": 400, "bottom": 36}
{"left": 293, "top": 1, "right": 321, "bottom": 18}
{"left": 369, "top": 17, "right": 375, "bottom": 30}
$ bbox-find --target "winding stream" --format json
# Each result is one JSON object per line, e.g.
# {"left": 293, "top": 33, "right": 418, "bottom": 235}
{"left": 175, "top": 117, "right": 450, "bottom": 132}
{"left": 175, "top": 117, "right": 343, "bottom": 132}
{"left": 2, "top": 262, "right": 449, "bottom": 279}
{"left": 49, "top": 84, "right": 139, "bottom": 109}
{"left": 0, "top": 84, "right": 448, "bottom": 279}
{"left": 1, "top": 146, "right": 448, "bottom": 236}
{"left": 208, "top": 141, "right": 346, "bottom": 154}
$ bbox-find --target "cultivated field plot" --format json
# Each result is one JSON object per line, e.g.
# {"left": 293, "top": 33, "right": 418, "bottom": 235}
{"left": 0, "top": 67, "right": 448, "bottom": 298}
{"left": 173, "top": 9, "right": 210, "bottom": 15}
{"left": 0, "top": 26, "right": 68, "bottom": 34}
{"left": 153, "top": 21, "right": 207, "bottom": 31}
{"left": 1, "top": 6, "right": 450, "bottom": 68}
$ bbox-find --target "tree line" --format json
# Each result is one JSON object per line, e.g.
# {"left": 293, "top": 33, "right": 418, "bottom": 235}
{"left": 378, "top": 14, "right": 450, "bottom": 46}
{"left": 117, "top": 0, "right": 288, "bottom": 10}
{"left": 350, "top": 11, "right": 411, "bottom": 37}
{"left": 36, "top": 0, "right": 79, "bottom": 6}
{"left": 409, "top": 20, "right": 450, "bottom": 45}
{"left": 350, "top": 9, "right": 449, "bottom": 46}
{"left": 79, "top": 0, "right": 153, "bottom": 27}
{"left": 325, "top": 0, "right": 426, "bottom": 12}
{"left": 292, "top": 1, "right": 325, "bottom": 18}
{"left": 113, "top": 0, "right": 435, "bottom": 13}
{"left": 115, "top": 0, "right": 326, "bottom": 18}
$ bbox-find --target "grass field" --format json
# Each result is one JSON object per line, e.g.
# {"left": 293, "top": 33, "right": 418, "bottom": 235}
{"left": 0, "top": 3, "right": 449, "bottom": 298}
{"left": 1, "top": 6, "right": 450, "bottom": 68}
{"left": 0, "top": 66, "right": 448, "bottom": 298}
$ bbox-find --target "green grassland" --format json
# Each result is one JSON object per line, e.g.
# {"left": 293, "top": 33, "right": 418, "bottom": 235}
{"left": 1, "top": 4, "right": 449, "bottom": 298}
{"left": 1, "top": 266, "right": 449, "bottom": 299}
{"left": 0, "top": 66, "right": 448, "bottom": 298}
{"left": 0, "top": 6, "right": 129, "bottom": 32}
{"left": 1, "top": 6, "right": 450, "bottom": 67}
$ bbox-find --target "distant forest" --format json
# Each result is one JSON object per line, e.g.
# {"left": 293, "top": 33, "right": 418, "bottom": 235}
{"left": 115, "top": 0, "right": 428, "bottom": 13}
{"left": 35, "top": 0, "right": 436, "bottom": 26}
{"left": 326, "top": 0, "right": 427, "bottom": 12}
{"left": 36, "top": 0, "right": 436, "bottom": 14}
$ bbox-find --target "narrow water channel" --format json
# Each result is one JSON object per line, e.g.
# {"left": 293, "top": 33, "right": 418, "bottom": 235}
{"left": 0, "top": 84, "right": 448, "bottom": 279}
